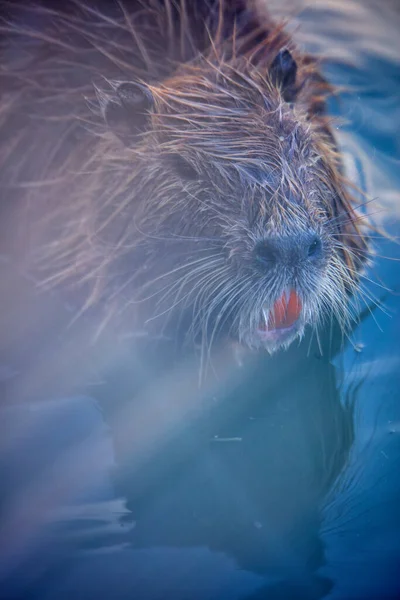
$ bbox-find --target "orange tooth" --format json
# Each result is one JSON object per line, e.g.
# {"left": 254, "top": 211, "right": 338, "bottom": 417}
{"left": 268, "top": 290, "right": 302, "bottom": 329}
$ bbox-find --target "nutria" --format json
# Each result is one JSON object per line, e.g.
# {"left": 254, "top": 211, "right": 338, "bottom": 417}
{"left": 0, "top": 0, "right": 369, "bottom": 357}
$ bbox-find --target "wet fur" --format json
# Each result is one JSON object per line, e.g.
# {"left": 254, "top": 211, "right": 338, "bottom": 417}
{"left": 0, "top": 0, "right": 369, "bottom": 356}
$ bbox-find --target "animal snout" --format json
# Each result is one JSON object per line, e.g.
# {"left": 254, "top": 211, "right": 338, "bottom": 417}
{"left": 254, "top": 232, "right": 322, "bottom": 270}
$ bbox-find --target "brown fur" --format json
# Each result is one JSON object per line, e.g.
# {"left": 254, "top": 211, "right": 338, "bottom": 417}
{"left": 0, "top": 0, "right": 369, "bottom": 354}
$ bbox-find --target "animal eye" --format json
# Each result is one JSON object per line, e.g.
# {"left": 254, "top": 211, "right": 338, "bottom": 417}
{"left": 168, "top": 153, "right": 198, "bottom": 181}
{"left": 308, "top": 237, "right": 321, "bottom": 257}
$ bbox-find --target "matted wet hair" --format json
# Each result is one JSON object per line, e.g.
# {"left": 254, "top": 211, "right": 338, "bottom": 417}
{"left": 0, "top": 0, "right": 370, "bottom": 357}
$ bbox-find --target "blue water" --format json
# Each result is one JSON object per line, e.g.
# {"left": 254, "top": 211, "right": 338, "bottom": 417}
{"left": 1, "top": 1, "right": 400, "bottom": 599}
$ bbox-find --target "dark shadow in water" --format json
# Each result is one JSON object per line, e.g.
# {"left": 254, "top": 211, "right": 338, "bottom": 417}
{"left": 90, "top": 318, "right": 365, "bottom": 599}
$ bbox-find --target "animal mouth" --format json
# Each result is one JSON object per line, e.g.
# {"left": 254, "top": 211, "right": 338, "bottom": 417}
{"left": 257, "top": 289, "right": 302, "bottom": 344}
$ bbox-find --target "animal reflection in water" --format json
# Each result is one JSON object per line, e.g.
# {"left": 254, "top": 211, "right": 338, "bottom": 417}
{"left": 92, "top": 317, "right": 362, "bottom": 598}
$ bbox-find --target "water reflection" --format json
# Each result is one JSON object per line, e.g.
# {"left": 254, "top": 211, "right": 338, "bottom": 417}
{"left": 87, "top": 320, "right": 355, "bottom": 598}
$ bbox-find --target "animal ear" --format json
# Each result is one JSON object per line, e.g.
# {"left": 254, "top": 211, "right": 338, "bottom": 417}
{"left": 270, "top": 49, "right": 297, "bottom": 101}
{"left": 98, "top": 81, "right": 154, "bottom": 146}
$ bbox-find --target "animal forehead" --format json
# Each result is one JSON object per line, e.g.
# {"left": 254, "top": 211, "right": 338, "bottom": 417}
{"left": 155, "top": 71, "right": 315, "bottom": 170}
{"left": 156, "top": 69, "right": 279, "bottom": 124}
{"left": 156, "top": 85, "right": 309, "bottom": 145}
{"left": 160, "top": 65, "right": 267, "bottom": 99}
{"left": 158, "top": 104, "right": 311, "bottom": 162}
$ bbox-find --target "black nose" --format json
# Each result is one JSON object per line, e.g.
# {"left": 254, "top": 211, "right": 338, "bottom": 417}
{"left": 254, "top": 233, "right": 322, "bottom": 269}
